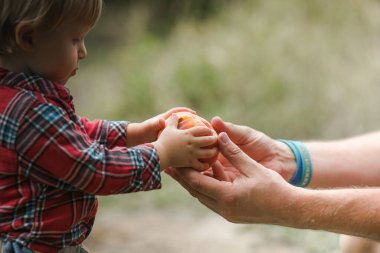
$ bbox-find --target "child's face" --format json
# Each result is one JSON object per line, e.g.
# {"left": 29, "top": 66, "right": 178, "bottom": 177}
{"left": 29, "top": 22, "right": 92, "bottom": 84}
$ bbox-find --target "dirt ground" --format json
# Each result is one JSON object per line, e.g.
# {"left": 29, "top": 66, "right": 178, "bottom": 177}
{"left": 85, "top": 208, "right": 328, "bottom": 253}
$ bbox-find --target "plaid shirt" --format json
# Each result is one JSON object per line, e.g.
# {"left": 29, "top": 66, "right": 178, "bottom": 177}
{"left": 0, "top": 68, "right": 161, "bottom": 253}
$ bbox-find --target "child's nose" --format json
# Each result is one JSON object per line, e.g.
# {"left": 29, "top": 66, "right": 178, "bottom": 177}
{"left": 78, "top": 43, "right": 87, "bottom": 60}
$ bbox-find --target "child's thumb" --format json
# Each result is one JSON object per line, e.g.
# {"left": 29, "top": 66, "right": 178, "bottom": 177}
{"left": 165, "top": 113, "right": 179, "bottom": 128}
{"left": 218, "top": 132, "right": 263, "bottom": 177}
{"left": 157, "top": 117, "right": 166, "bottom": 130}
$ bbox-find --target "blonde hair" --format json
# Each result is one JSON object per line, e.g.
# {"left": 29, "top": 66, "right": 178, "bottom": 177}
{"left": 0, "top": 0, "right": 103, "bottom": 54}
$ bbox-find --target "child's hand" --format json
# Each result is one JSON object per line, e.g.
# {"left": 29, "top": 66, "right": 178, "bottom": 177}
{"left": 126, "top": 117, "right": 165, "bottom": 147}
{"left": 153, "top": 114, "right": 218, "bottom": 171}
{"left": 126, "top": 107, "right": 196, "bottom": 147}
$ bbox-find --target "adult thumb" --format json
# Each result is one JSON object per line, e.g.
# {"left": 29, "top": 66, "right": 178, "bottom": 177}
{"left": 218, "top": 132, "right": 264, "bottom": 177}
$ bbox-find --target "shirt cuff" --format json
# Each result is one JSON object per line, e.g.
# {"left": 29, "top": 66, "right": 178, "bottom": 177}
{"left": 136, "top": 143, "right": 162, "bottom": 191}
{"left": 100, "top": 120, "right": 129, "bottom": 148}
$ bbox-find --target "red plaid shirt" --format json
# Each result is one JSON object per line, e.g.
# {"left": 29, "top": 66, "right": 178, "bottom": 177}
{"left": 0, "top": 68, "right": 161, "bottom": 253}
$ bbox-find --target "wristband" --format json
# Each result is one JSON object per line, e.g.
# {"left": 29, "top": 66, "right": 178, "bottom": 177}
{"left": 278, "top": 139, "right": 312, "bottom": 187}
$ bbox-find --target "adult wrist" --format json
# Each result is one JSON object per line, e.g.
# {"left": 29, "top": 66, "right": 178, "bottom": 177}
{"left": 268, "top": 183, "right": 305, "bottom": 227}
{"left": 283, "top": 187, "right": 315, "bottom": 229}
{"left": 275, "top": 140, "right": 298, "bottom": 182}
{"left": 277, "top": 139, "right": 313, "bottom": 187}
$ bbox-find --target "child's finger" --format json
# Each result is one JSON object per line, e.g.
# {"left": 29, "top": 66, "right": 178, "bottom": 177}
{"left": 195, "top": 148, "right": 218, "bottom": 159}
{"left": 147, "top": 117, "right": 165, "bottom": 131}
{"left": 191, "top": 160, "right": 211, "bottom": 172}
{"left": 194, "top": 135, "right": 218, "bottom": 147}
{"left": 187, "top": 126, "right": 213, "bottom": 137}
{"left": 157, "top": 117, "right": 166, "bottom": 129}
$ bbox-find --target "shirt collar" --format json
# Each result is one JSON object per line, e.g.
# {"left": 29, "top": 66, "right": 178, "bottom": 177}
{"left": 0, "top": 67, "right": 73, "bottom": 105}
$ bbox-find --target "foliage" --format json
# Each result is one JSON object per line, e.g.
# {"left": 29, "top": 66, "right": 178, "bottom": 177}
{"left": 72, "top": 0, "right": 380, "bottom": 140}
{"left": 104, "top": 0, "right": 231, "bottom": 35}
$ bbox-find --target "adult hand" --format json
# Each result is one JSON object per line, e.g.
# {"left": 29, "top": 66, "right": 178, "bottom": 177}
{"left": 211, "top": 117, "right": 296, "bottom": 181}
{"left": 166, "top": 132, "right": 296, "bottom": 224}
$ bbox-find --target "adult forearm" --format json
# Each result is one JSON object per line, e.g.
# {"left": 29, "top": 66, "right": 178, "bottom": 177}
{"left": 305, "top": 131, "right": 380, "bottom": 188}
{"left": 289, "top": 187, "right": 380, "bottom": 241}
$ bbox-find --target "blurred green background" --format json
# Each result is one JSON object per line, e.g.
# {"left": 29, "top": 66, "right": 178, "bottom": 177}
{"left": 68, "top": 0, "right": 380, "bottom": 252}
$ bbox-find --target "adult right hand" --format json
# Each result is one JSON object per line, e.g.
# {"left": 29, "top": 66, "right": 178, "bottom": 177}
{"left": 211, "top": 117, "right": 296, "bottom": 181}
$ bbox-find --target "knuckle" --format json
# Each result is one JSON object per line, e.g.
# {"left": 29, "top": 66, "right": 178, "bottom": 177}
{"left": 189, "top": 176, "right": 202, "bottom": 189}
{"left": 203, "top": 149, "right": 212, "bottom": 157}
{"left": 227, "top": 146, "right": 242, "bottom": 157}
{"left": 254, "top": 130, "right": 266, "bottom": 142}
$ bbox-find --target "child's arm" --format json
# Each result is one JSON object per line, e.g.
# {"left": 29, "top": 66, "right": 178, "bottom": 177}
{"left": 80, "top": 117, "right": 129, "bottom": 148}
{"left": 17, "top": 103, "right": 161, "bottom": 195}
{"left": 16, "top": 103, "right": 216, "bottom": 194}
{"left": 79, "top": 107, "right": 195, "bottom": 149}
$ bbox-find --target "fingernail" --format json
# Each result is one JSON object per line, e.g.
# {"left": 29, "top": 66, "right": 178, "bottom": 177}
{"left": 220, "top": 132, "right": 229, "bottom": 144}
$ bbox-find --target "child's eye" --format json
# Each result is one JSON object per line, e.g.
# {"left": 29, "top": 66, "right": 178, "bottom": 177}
{"left": 72, "top": 38, "right": 83, "bottom": 44}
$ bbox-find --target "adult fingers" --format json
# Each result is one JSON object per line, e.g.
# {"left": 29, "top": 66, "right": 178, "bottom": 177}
{"left": 211, "top": 161, "right": 228, "bottom": 181}
{"left": 167, "top": 167, "right": 229, "bottom": 200}
{"left": 167, "top": 168, "right": 235, "bottom": 219}
{"left": 211, "top": 116, "right": 256, "bottom": 144}
{"left": 210, "top": 116, "right": 228, "bottom": 133}
{"left": 166, "top": 168, "right": 218, "bottom": 206}
{"left": 197, "top": 195, "right": 221, "bottom": 216}
{"left": 174, "top": 173, "right": 220, "bottom": 214}
{"left": 218, "top": 132, "right": 265, "bottom": 177}
{"left": 165, "top": 168, "right": 199, "bottom": 198}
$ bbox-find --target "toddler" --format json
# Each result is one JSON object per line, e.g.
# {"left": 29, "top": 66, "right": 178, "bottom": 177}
{"left": 0, "top": 1, "right": 217, "bottom": 252}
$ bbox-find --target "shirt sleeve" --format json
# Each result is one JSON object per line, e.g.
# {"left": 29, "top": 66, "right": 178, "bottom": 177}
{"left": 16, "top": 102, "right": 161, "bottom": 195}
{"left": 80, "top": 117, "right": 129, "bottom": 149}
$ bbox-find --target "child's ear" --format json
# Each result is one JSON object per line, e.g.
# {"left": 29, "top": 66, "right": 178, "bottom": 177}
{"left": 15, "top": 21, "right": 36, "bottom": 52}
